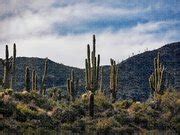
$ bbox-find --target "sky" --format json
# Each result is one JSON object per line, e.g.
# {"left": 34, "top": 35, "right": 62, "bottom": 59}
{"left": 0, "top": 0, "right": 179, "bottom": 68}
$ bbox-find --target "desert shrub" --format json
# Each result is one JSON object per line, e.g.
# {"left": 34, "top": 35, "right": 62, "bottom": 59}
{"left": 47, "top": 87, "right": 62, "bottom": 101}
{"left": 16, "top": 103, "right": 38, "bottom": 120}
{"left": 71, "top": 119, "right": 86, "bottom": 132}
{"left": 4, "top": 89, "right": 13, "bottom": 95}
{"left": 154, "top": 118, "right": 170, "bottom": 129}
{"left": 0, "top": 92, "right": 4, "bottom": 98}
{"left": 0, "top": 99, "right": 14, "bottom": 117}
{"left": 95, "top": 118, "right": 117, "bottom": 132}
{"left": 95, "top": 91, "right": 112, "bottom": 110}
{"left": 14, "top": 92, "right": 55, "bottom": 111}
{"left": 15, "top": 103, "right": 47, "bottom": 122}
{"left": 113, "top": 99, "right": 133, "bottom": 110}
{"left": 0, "top": 89, "right": 13, "bottom": 98}
{"left": 81, "top": 91, "right": 91, "bottom": 104}
{"left": 160, "top": 91, "right": 179, "bottom": 113}
{"left": 61, "top": 123, "right": 72, "bottom": 130}
{"left": 38, "top": 114, "right": 56, "bottom": 129}
{"left": 114, "top": 110, "right": 132, "bottom": 125}
{"left": 133, "top": 112, "right": 149, "bottom": 126}
{"left": 59, "top": 103, "right": 85, "bottom": 123}
{"left": 171, "top": 115, "right": 180, "bottom": 132}
{"left": 128, "top": 102, "right": 148, "bottom": 113}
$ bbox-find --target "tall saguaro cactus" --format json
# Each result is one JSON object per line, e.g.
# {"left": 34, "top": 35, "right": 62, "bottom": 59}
{"left": 41, "top": 58, "right": 48, "bottom": 95}
{"left": 110, "top": 59, "right": 118, "bottom": 103}
{"left": 11, "top": 43, "right": 16, "bottom": 89}
{"left": 1, "top": 45, "right": 13, "bottom": 89}
{"left": 67, "top": 69, "right": 75, "bottom": 101}
{"left": 85, "top": 35, "right": 100, "bottom": 93}
{"left": 149, "top": 52, "right": 164, "bottom": 96}
{"left": 25, "top": 66, "right": 30, "bottom": 92}
{"left": 0, "top": 44, "right": 17, "bottom": 89}
{"left": 32, "top": 70, "right": 38, "bottom": 91}
{"left": 100, "top": 67, "right": 104, "bottom": 92}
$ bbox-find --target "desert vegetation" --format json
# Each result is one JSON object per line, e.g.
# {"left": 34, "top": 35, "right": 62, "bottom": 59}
{"left": 0, "top": 35, "right": 179, "bottom": 134}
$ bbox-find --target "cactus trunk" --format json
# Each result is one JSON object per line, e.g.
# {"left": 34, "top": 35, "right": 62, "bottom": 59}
{"left": 3, "top": 45, "right": 12, "bottom": 89}
{"left": 89, "top": 93, "right": 94, "bottom": 117}
{"left": 10, "top": 43, "right": 16, "bottom": 89}
{"left": 25, "top": 67, "right": 30, "bottom": 92}
{"left": 32, "top": 70, "right": 38, "bottom": 91}
{"left": 67, "top": 69, "right": 75, "bottom": 101}
{"left": 41, "top": 58, "right": 48, "bottom": 95}
{"left": 100, "top": 67, "right": 104, "bottom": 92}
{"left": 110, "top": 59, "right": 118, "bottom": 103}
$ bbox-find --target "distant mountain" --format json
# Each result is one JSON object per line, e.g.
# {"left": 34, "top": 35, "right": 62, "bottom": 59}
{"left": 0, "top": 42, "right": 179, "bottom": 101}
{"left": 0, "top": 57, "right": 85, "bottom": 91}
{"left": 114, "top": 42, "right": 180, "bottom": 101}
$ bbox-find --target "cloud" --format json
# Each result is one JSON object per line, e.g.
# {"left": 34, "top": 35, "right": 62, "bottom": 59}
{"left": 0, "top": 21, "right": 178, "bottom": 68}
{"left": 0, "top": 0, "right": 179, "bottom": 68}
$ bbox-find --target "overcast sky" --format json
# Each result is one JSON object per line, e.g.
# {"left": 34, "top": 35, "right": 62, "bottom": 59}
{"left": 0, "top": 0, "right": 179, "bottom": 68}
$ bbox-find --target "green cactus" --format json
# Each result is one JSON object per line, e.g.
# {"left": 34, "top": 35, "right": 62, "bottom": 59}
{"left": 41, "top": 58, "right": 48, "bottom": 95}
{"left": 35, "top": 72, "right": 38, "bottom": 91}
{"left": 85, "top": 35, "right": 100, "bottom": 93}
{"left": 25, "top": 66, "right": 30, "bottom": 92}
{"left": 99, "top": 67, "right": 104, "bottom": 92}
{"left": 0, "top": 44, "right": 17, "bottom": 89}
{"left": 10, "top": 43, "right": 16, "bottom": 89}
{"left": 67, "top": 69, "right": 75, "bottom": 101}
{"left": 89, "top": 92, "right": 94, "bottom": 117}
{"left": 32, "top": 70, "right": 38, "bottom": 91}
{"left": 149, "top": 52, "right": 164, "bottom": 97}
{"left": 75, "top": 78, "right": 79, "bottom": 95}
{"left": 0, "top": 45, "right": 12, "bottom": 89}
{"left": 110, "top": 59, "right": 118, "bottom": 103}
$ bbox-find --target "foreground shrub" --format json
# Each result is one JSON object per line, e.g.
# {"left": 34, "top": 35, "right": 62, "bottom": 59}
{"left": 14, "top": 92, "right": 55, "bottom": 111}
{"left": 95, "top": 91, "right": 112, "bottom": 110}
{"left": 96, "top": 118, "right": 118, "bottom": 132}
{"left": 0, "top": 99, "right": 14, "bottom": 117}
{"left": 113, "top": 99, "right": 133, "bottom": 110}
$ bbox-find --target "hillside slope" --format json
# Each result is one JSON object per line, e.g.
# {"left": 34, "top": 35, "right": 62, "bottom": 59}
{"left": 0, "top": 57, "right": 84, "bottom": 91}
{"left": 115, "top": 42, "right": 179, "bottom": 100}
{"left": 0, "top": 42, "right": 179, "bottom": 100}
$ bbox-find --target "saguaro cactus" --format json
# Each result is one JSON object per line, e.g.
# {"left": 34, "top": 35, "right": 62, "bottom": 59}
{"left": 2, "top": 45, "right": 13, "bottom": 89}
{"left": 85, "top": 35, "right": 100, "bottom": 93}
{"left": 11, "top": 43, "right": 16, "bottom": 89}
{"left": 75, "top": 78, "right": 79, "bottom": 96}
{"left": 110, "top": 59, "right": 118, "bottom": 103}
{"left": 41, "top": 58, "right": 48, "bottom": 95}
{"left": 0, "top": 44, "right": 17, "bottom": 89}
{"left": 32, "top": 70, "right": 38, "bottom": 91}
{"left": 89, "top": 92, "right": 94, "bottom": 117}
{"left": 67, "top": 69, "right": 75, "bottom": 101}
{"left": 149, "top": 52, "right": 164, "bottom": 96}
{"left": 25, "top": 66, "right": 30, "bottom": 92}
{"left": 100, "top": 67, "right": 104, "bottom": 92}
{"left": 35, "top": 73, "right": 38, "bottom": 91}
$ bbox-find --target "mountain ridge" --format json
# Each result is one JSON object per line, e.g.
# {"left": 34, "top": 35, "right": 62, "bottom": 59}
{"left": 0, "top": 41, "right": 179, "bottom": 100}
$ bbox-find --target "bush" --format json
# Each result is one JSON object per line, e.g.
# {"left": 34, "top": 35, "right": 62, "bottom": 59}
{"left": 71, "top": 119, "right": 86, "bottom": 132}
{"left": 95, "top": 91, "right": 112, "bottom": 110}
{"left": 113, "top": 100, "right": 133, "bottom": 110}
{"left": 96, "top": 118, "right": 116, "bottom": 132}
{"left": 0, "top": 99, "right": 14, "bottom": 117}
{"left": 128, "top": 102, "right": 148, "bottom": 113}
{"left": 14, "top": 92, "right": 55, "bottom": 111}
{"left": 114, "top": 110, "right": 132, "bottom": 125}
